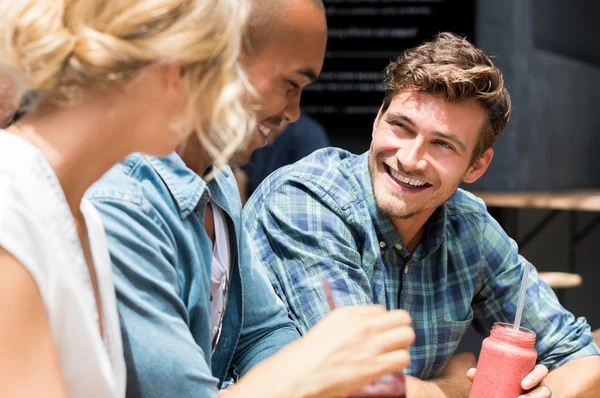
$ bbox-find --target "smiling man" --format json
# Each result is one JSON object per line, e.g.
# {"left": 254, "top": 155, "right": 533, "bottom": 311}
{"left": 244, "top": 32, "right": 600, "bottom": 397}
{"left": 86, "top": 0, "right": 332, "bottom": 396}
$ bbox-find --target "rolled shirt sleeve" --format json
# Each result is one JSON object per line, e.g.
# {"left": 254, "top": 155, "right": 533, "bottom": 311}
{"left": 473, "top": 213, "right": 600, "bottom": 369}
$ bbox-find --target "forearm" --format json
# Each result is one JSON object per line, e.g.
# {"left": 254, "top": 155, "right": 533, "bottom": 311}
{"left": 544, "top": 355, "right": 600, "bottom": 397}
{"left": 234, "top": 235, "right": 301, "bottom": 376}
{"left": 405, "top": 375, "right": 469, "bottom": 398}
{"left": 224, "top": 341, "right": 316, "bottom": 398}
{"left": 234, "top": 324, "right": 299, "bottom": 377}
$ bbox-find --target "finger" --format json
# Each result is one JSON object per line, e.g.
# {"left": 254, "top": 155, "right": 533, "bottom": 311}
{"left": 334, "top": 304, "right": 386, "bottom": 317}
{"left": 522, "top": 365, "right": 549, "bottom": 390}
{"left": 466, "top": 368, "right": 476, "bottom": 382}
{"left": 367, "top": 349, "right": 411, "bottom": 378}
{"left": 367, "top": 309, "right": 412, "bottom": 331}
{"left": 370, "top": 325, "right": 416, "bottom": 354}
{"left": 334, "top": 350, "right": 410, "bottom": 397}
{"left": 518, "top": 384, "right": 552, "bottom": 398}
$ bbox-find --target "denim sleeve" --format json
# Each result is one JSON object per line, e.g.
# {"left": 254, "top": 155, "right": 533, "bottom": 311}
{"left": 91, "top": 197, "right": 219, "bottom": 398}
{"left": 244, "top": 179, "right": 374, "bottom": 335}
{"left": 230, "top": 229, "right": 300, "bottom": 378}
{"left": 473, "top": 213, "right": 600, "bottom": 370}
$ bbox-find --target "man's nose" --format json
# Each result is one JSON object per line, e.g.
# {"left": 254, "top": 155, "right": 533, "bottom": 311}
{"left": 282, "top": 91, "right": 301, "bottom": 123}
{"left": 397, "top": 139, "right": 428, "bottom": 171}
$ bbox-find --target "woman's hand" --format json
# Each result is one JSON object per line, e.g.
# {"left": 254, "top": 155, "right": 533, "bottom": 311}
{"left": 228, "top": 305, "right": 415, "bottom": 398}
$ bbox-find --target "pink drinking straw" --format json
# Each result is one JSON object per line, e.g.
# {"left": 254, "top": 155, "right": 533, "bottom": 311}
{"left": 322, "top": 277, "right": 337, "bottom": 311}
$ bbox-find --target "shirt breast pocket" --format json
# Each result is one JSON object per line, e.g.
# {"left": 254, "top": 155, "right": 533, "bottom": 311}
{"left": 430, "top": 318, "right": 473, "bottom": 377}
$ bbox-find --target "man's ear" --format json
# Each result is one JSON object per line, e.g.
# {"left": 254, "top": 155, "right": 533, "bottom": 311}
{"left": 373, "top": 104, "right": 385, "bottom": 135}
{"left": 463, "top": 147, "right": 494, "bottom": 184}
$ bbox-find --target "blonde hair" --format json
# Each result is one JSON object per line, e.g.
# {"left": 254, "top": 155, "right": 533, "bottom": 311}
{"left": 0, "top": 0, "right": 254, "bottom": 167}
{"left": 0, "top": 68, "right": 18, "bottom": 126}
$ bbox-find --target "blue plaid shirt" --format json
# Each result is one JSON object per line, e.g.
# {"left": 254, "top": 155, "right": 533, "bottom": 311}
{"left": 244, "top": 148, "right": 600, "bottom": 379}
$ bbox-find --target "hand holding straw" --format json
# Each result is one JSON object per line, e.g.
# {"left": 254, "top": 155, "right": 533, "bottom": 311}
{"left": 321, "top": 278, "right": 407, "bottom": 398}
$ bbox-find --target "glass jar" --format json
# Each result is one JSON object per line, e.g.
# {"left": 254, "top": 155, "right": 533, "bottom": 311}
{"left": 470, "top": 322, "right": 537, "bottom": 398}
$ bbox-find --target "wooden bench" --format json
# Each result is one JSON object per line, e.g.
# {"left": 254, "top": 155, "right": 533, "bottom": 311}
{"left": 470, "top": 191, "right": 600, "bottom": 291}
{"left": 538, "top": 272, "right": 582, "bottom": 289}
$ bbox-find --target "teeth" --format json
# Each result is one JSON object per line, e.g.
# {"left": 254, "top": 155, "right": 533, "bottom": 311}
{"left": 389, "top": 167, "right": 427, "bottom": 187}
{"left": 258, "top": 124, "right": 271, "bottom": 137}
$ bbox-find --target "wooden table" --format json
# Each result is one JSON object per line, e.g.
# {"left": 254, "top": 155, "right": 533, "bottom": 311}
{"left": 472, "top": 190, "right": 600, "bottom": 212}
{"left": 470, "top": 190, "right": 600, "bottom": 292}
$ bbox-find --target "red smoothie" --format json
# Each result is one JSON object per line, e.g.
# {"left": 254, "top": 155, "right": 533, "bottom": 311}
{"left": 469, "top": 322, "right": 537, "bottom": 398}
{"left": 343, "top": 372, "right": 406, "bottom": 398}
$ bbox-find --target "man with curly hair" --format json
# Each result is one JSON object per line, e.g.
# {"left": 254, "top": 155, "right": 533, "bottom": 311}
{"left": 245, "top": 32, "right": 600, "bottom": 397}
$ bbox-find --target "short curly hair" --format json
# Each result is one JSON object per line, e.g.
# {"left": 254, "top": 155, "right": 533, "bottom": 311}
{"left": 382, "top": 32, "right": 512, "bottom": 163}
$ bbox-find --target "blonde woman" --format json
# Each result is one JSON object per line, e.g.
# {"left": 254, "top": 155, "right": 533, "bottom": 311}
{"left": 1, "top": 1, "right": 414, "bottom": 397}
{"left": 0, "top": 0, "right": 252, "bottom": 396}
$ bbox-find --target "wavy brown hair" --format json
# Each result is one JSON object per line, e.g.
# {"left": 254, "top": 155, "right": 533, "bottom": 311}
{"left": 382, "top": 32, "right": 512, "bottom": 163}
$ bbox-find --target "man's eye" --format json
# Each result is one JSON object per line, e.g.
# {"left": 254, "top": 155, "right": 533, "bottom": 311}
{"left": 288, "top": 80, "right": 300, "bottom": 89}
{"left": 434, "top": 140, "right": 454, "bottom": 150}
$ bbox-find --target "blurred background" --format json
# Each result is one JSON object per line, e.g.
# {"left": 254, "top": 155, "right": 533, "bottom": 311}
{"left": 3, "top": 0, "right": 597, "bottom": 366}
{"left": 294, "top": 0, "right": 600, "bottom": 354}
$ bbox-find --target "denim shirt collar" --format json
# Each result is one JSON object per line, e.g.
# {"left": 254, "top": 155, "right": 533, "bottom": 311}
{"left": 144, "top": 154, "right": 234, "bottom": 222}
{"left": 354, "top": 152, "right": 447, "bottom": 259}
{"left": 143, "top": 154, "right": 205, "bottom": 219}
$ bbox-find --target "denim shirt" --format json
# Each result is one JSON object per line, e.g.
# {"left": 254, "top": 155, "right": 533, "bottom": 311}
{"left": 86, "top": 153, "right": 299, "bottom": 397}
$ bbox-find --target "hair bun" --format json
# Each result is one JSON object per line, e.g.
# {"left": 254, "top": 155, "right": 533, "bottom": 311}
{"left": 1, "top": 0, "right": 254, "bottom": 167}
{"left": 0, "top": 1, "right": 77, "bottom": 91}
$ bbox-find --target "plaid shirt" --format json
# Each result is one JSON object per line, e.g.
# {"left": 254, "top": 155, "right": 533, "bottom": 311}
{"left": 244, "top": 148, "right": 600, "bottom": 379}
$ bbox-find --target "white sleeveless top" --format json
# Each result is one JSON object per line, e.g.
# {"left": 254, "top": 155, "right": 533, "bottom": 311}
{"left": 0, "top": 132, "right": 126, "bottom": 397}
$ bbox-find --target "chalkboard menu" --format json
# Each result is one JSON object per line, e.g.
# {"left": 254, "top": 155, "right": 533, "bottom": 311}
{"left": 301, "top": 0, "right": 476, "bottom": 152}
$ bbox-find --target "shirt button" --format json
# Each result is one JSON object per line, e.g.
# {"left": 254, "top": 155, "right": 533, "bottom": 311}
{"left": 379, "top": 241, "right": 386, "bottom": 248}
{"left": 395, "top": 243, "right": 403, "bottom": 250}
